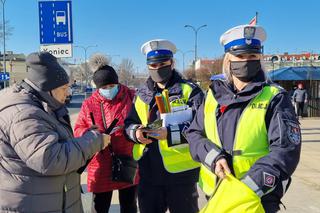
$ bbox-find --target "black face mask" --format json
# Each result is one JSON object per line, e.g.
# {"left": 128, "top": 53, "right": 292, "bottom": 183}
{"left": 149, "top": 65, "right": 173, "bottom": 83}
{"left": 230, "top": 60, "right": 261, "bottom": 82}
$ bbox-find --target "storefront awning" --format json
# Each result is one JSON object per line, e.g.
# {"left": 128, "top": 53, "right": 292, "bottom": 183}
{"left": 268, "top": 66, "right": 320, "bottom": 81}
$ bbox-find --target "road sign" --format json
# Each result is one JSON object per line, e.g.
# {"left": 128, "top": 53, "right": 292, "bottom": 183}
{"left": 40, "top": 44, "right": 73, "bottom": 58}
{"left": 0, "top": 72, "right": 10, "bottom": 81}
{"left": 39, "top": 1, "right": 73, "bottom": 44}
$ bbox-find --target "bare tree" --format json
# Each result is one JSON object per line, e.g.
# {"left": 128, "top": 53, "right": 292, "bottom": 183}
{"left": 196, "top": 68, "right": 212, "bottom": 90}
{"left": 0, "top": 20, "right": 14, "bottom": 44}
{"left": 68, "top": 62, "right": 92, "bottom": 91}
{"left": 69, "top": 65, "right": 82, "bottom": 82}
{"left": 182, "top": 68, "right": 196, "bottom": 80}
{"left": 211, "top": 57, "right": 223, "bottom": 75}
{"left": 118, "top": 58, "right": 135, "bottom": 86}
{"left": 197, "top": 57, "right": 223, "bottom": 89}
{"left": 182, "top": 56, "right": 224, "bottom": 90}
{"left": 81, "top": 62, "right": 94, "bottom": 88}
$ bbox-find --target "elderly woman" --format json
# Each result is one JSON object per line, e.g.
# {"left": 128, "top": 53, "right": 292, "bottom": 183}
{"left": 0, "top": 52, "right": 110, "bottom": 212}
{"left": 185, "top": 25, "right": 301, "bottom": 212}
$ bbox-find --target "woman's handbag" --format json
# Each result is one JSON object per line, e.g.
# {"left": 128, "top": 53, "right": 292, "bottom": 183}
{"left": 110, "top": 152, "right": 138, "bottom": 184}
{"left": 100, "top": 103, "right": 138, "bottom": 184}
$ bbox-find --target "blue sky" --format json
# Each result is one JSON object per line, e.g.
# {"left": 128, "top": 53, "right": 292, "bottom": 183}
{"left": 5, "top": 0, "right": 320, "bottom": 72}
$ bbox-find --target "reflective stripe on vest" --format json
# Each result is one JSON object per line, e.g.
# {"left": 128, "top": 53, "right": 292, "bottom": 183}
{"left": 199, "top": 85, "right": 280, "bottom": 195}
{"left": 133, "top": 83, "right": 200, "bottom": 173}
{"left": 132, "top": 96, "right": 149, "bottom": 160}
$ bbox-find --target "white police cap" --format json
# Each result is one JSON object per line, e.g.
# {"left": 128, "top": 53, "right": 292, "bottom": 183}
{"left": 220, "top": 25, "right": 266, "bottom": 55}
{"left": 141, "top": 39, "right": 177, "bottom": 64}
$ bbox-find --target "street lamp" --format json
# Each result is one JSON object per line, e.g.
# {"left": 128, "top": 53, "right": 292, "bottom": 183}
{"left": 74, "top": 45, "right": 97, "bottom": 91}
{"left": 271, "top": 55, "right": 278, "bottom": 82}
{"left": 184, "top": 24, "right": 207, "bottom": 64}
{"left": 177, "top": 49, "right": 194, "bottom": 71}
{"left": 1, "top": 0, "right": 7, "bottom": 88}
{"left": 106, "top": 54, "right": 120, "bottom": 58}
{"left": 106, "top": 54, "right": 120, "bottom": 64}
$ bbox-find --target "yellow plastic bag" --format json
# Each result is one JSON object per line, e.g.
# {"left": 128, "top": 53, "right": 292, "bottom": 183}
{"left": 199, "top": 173, "right": 265, "bottom": 213}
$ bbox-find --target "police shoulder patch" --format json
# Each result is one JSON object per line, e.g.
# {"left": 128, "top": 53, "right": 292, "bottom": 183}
{"left": 286, "top": 121, "right": 301, "bottom": 145}
{"left": 263, "top": 172, "right": 276, "bottom": 188}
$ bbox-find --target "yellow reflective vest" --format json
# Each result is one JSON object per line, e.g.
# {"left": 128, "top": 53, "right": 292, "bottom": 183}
{"left": 200, "top": 173, "right": 265, "bottom": 213}
{"left": 133, "top": 83, "right": 200, "bottom": 173}
{"left": 199, "top": 85, "right": 280, "bottom": 196}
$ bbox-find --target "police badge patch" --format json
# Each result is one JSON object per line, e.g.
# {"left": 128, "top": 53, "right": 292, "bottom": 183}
{"left": 263, "top": 172, "right": 276, "bottom": 188}
{"left": 150, "top": 41, "right": 159, "bottom": 50}
{"left": 286, "top": 121, "right": 301, "bottom": 145}
{"left": 244, "top": 27, "right": 256, "bottom": 40}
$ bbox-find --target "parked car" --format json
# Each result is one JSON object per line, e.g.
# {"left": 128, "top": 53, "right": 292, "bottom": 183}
{"left": 85, "top": 86, "right": 94, "bottom": 93}
{"left": 65, "top": 87, "right": 73, "bottom": 104}
{"left": 71, "top": 82, "right": 81, "bottom": 94}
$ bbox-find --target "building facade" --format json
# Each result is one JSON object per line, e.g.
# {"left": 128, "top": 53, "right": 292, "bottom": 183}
{"left": 0, "top": 52, "right": 27, "bottom": 88}
{"left": 263, "top": 52, "right": 320, "bottom": 71}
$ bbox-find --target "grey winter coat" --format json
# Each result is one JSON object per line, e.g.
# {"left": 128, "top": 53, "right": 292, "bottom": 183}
{"left": 0, "top": 83, "right": 104, "bottom": 213}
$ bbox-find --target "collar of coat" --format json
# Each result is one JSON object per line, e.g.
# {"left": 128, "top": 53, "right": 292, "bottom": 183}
{"left": 209, "top": 70, "right": 273, "bottom": 106}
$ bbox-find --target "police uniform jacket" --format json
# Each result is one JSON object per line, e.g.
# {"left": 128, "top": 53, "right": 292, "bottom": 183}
{"left": 125, "top": 70, "right": 204, "bottom": 185}
{"left": 185, "top": 71, "right": 301, "bottom": 204}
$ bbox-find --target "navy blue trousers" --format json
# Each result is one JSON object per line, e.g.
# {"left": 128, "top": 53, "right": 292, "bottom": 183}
{"left": 138, "top": 183, "right": 199, "bottom": 213}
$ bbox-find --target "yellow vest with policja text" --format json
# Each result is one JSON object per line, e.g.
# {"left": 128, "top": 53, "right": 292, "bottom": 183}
{"left": 133, "top": 83, "right": 200, "bottom": 173}
{"left": 199, "top": 85, "right": 280, "bottom": 196}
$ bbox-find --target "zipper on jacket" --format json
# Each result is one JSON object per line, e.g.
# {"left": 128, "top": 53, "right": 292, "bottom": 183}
{"left": 62, "top": 184, "right": 67, "bottom": 213}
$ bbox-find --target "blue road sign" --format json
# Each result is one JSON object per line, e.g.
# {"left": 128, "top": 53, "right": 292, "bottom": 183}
{"left": 39, "top": 1, "right": 73, "bottom": 44}
{"left": 0, "top": 72, "right": 10, "bottom": 81}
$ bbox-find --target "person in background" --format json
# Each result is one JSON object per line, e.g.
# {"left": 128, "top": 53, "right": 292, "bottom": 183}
{"left": 74, "top": 54, "right": 138, "bottom": 213}
{"left": 185, "top": 24, "right": 301, "bottom": 212}
{"left": 293, "top": 83, "right": 308, "bottom": 118}
{"left": 287, "top": 85, "right": 296, "bottom": 114}
{"left": 0, "top": 52, "right": 110, "bottom": 212}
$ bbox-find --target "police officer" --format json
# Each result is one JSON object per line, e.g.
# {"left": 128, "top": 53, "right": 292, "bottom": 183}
{"left": 185, "top": 25, "right": 301, "bottom": 212}
{"left": 125, "top": 39, "right": 204, "bottom": 213}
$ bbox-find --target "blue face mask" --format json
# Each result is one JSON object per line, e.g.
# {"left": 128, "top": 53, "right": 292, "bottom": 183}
{"left": 99, "top": 85, "right": 119, "bottom": 100}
